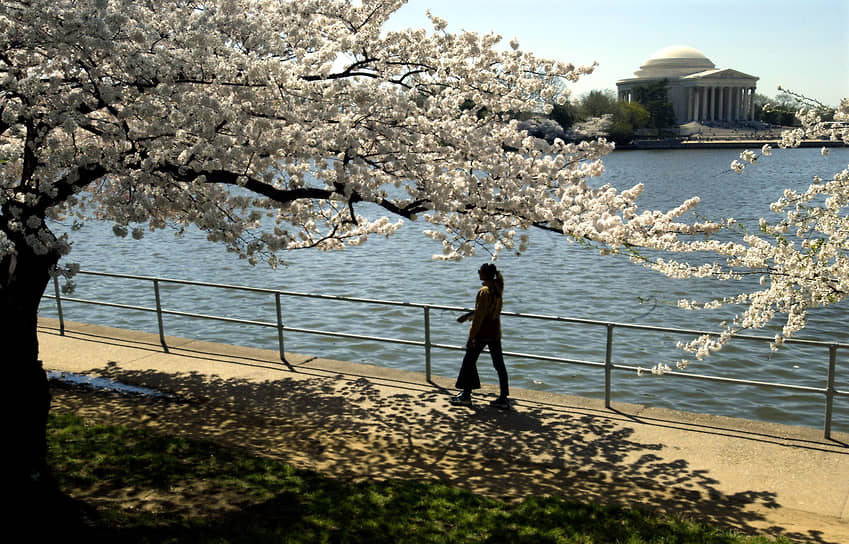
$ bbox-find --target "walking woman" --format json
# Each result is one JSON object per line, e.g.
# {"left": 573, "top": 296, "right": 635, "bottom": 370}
{"left": 451, "top": 263, "right": 510, "bottom": 409}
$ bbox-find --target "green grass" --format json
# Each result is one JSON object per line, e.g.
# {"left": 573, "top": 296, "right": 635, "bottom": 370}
{"left": 48, "top": 413, "right": 789, "bottom": 544}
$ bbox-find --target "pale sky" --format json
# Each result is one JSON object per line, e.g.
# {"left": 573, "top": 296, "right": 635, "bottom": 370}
{"left": 385, "top": 0, "right": 849, "bottom": 108}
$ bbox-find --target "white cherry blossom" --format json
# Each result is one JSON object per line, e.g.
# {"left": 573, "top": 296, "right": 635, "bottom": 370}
{"left": 3, "top": 0, "right": 698, "bottom": 275}
{"left": 651, "top": 94, "right": 849, "bottom": 359}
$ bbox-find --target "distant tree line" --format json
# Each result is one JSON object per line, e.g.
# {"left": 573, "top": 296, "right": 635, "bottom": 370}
{"left": 751, "top": 91, "right": 837, "bottom": 126}
{"left": 539, "top": 80, "right": 676, "bottom": 144}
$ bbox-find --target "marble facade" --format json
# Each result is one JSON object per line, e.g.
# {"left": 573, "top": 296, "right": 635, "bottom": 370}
{"left": 616, "top": 45, "right": 759, "bottom": 124}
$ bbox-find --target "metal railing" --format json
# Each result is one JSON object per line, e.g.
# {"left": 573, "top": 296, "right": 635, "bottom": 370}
{"left": 44, "top": 270, "right": 848, "bottom": 439}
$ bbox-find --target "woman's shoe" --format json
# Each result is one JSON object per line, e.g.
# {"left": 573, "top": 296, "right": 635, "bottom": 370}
{"left": 489, "top": 396, "right": 510, "bottom": 410}
{"left": 450, "top": 391, "right": 472, "bottom": 406}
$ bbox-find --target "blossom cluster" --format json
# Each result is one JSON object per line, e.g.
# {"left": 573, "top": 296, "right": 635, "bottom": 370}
{"left": 1, "top": 0, "right": 708, "bottom": 277}
{"left": 645, "top": 95, "right": 849, "bottom": 360}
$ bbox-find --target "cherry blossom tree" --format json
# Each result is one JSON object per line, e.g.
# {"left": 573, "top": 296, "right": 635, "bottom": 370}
{"left": 635, "top": 96, "right": 849, "bottom": 370}
{"left": 2, "top": 0, "right": 711, "bottom": 495}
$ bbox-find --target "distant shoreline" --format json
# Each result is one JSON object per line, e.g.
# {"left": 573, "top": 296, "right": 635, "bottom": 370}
{"left": 615, "top": 139, "right": 846, "bottom": 151}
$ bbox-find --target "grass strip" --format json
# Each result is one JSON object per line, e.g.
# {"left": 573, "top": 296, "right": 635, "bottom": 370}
{"left": 48, "top": 413, "right": 789, "bottom": 544}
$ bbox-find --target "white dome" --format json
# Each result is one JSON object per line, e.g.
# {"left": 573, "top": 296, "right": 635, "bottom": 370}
{"left": 634, "top": 45, "right": 715, "bottom": 78}
{"left": 648, "top": 45, "right": 709, "bottom": 61}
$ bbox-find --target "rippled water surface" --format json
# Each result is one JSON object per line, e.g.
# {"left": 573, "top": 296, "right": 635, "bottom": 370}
{"left": 40, "top": 147, "right": 849, "bottom": 433}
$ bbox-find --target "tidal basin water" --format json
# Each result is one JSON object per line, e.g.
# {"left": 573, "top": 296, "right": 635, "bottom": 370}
{"left": 40, "top": 147, "right": 849, "bottom": 433}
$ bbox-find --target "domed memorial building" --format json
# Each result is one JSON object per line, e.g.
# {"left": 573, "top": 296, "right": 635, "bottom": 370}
{"left": 616, "top": 45, "right": 759, "bottom": 124}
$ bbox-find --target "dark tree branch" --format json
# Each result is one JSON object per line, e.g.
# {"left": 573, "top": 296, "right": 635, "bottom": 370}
{"left": 157, "top": 163, "right": 431, "bottom": 221}
{"left": 39, "top": 163, "right": 108, "bottom": 211}
{"left": 159, "top": 165, "right": 337, "bottom": 203}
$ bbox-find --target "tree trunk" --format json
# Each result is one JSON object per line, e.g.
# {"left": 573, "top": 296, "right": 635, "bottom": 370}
{"left": 0, "top": 245, "right": 56, "bottom": 493}
{"left": 0, "top": 236, "right": 93, "bottom": 533}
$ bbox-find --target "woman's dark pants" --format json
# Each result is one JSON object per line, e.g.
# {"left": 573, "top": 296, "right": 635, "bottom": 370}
{"left": 455, "top": 338, "right": 509, "bottom": 398}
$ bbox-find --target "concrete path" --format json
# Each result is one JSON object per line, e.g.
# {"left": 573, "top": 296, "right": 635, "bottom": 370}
{"left": 38, "top": 318, "right": 849, "bottom": 543}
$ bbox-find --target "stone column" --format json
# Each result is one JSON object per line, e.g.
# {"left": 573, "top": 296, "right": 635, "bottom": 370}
{"left": 727, "top": 88, "right": 733, "bottom": 121}
{"left": 725, "top": 88, "right": 731, "bottom": 121}
{"left": 718, "top": 86, "right": 725, "bottom": 121}
{"left": 749, "top": 87, "right": 756, "bottom": 121}
{"left": 731, "top": 87, "right": 740, "bottom": 121}
{"left": 694, "top": 88, "right": 701, "bottom": 121}
{"left": 686, "top": 88, "right": 691, "bottom": 121}
{"left": 692, "top": 88, "right": 697, "bottom": 121}
{"left": 709, "top": 87, "right": 716, "bottom": 121}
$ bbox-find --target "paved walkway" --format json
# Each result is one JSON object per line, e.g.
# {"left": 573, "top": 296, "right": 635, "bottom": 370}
{"left": 38, "top": 318, "right": 849, "bottom": 543}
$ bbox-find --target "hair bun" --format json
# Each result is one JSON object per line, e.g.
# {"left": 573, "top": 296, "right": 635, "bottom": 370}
{"left": 479, "top": 263, "right": 498, "bottom": 279}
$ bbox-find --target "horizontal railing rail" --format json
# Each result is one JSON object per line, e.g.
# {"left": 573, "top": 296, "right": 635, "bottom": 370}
{"left": 43, "top": 269, "right": 847, "bottom": 439}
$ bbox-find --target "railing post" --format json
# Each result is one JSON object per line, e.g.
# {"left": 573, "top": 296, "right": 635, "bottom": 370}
{"left": 153, "top": 279, "right": 168, "bottom": 353}
{"left": 424, "top": 306, "right": 432, "bottom": 382}
{"left": 276, "top": 292, "right": 286, "bottom": 363}
{"left": 605, "top": 323, "right": 614, "bottom": 409}
{"left": 52, "top": 274, "right": 65, "bottom": 336}
{"left": 825, "top": 344, "right": 837, "bottom": 439}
